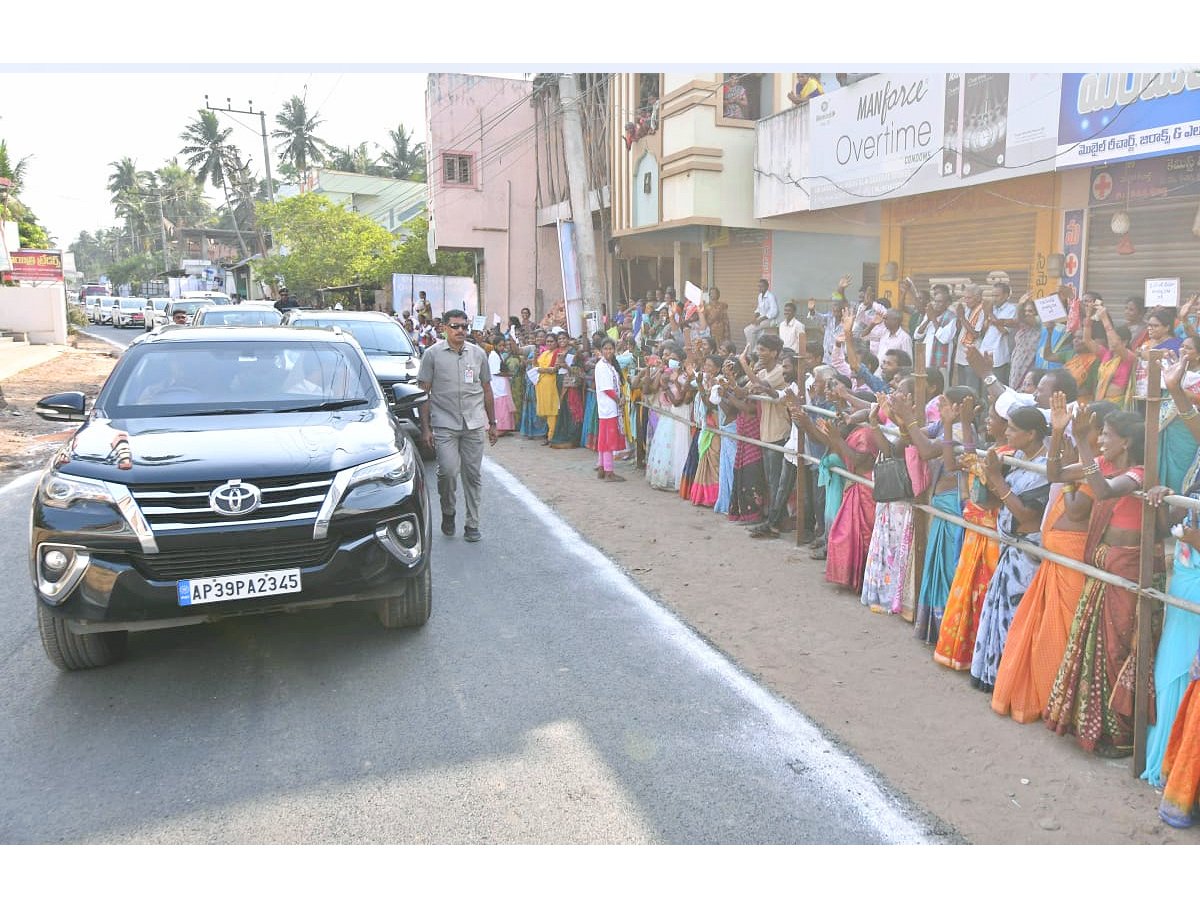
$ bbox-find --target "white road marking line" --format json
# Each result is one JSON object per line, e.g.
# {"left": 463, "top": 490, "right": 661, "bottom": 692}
{"left": 482, "top": 456, "right": 934, "bottom": 844}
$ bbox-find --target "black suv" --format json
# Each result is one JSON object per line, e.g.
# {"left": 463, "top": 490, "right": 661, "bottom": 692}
{"left": 282, "top": 310, "right": 432, "bottom": 459}
{"left": 30, "top": 327, "right": 432, "bottom": 670}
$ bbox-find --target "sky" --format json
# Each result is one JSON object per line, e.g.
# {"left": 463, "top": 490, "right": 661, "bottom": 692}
{"left": 0, "top": 71, "right": 437, "bottom": 246}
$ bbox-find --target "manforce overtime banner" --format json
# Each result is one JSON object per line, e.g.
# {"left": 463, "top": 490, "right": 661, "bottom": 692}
{"left": 1058, "top": 72, "right": 1200, "bottom": 169}
{"left": 805, "top": 73, "right": 1059, "bottom": 210}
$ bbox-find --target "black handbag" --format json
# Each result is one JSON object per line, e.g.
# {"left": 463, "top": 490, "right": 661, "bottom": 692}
{"left": 872, "top": 451, "right": 914, "bottom": 503}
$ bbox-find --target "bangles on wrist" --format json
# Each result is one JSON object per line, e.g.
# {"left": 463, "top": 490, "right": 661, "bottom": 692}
{"left": 1181, "top": 406, "right": 1199, "bottom": 421}
{"left": 1082, "top": 462, "right": 1101, "bottom": 476}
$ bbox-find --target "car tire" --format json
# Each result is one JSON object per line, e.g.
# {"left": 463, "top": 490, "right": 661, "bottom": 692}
{"left": 377, "top": 562, "right": 431, "bottom": 629}
{"left": 36, "top": 603, "right": 128, "bottom": 671}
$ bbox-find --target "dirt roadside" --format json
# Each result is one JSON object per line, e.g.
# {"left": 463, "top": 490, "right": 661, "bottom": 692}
{"left": 0, "top": 333, "right": 119, "bottom": 479}
{"left": 484, "top": 436, "right": 1200, "bottom": 846}
{"left": 2, "top": 340, "right": 1196, "bottom": 844}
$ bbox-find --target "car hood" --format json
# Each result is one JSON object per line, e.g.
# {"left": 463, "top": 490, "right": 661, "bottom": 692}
{"left": 363, "top": 352, "right": 419, "bottom": 382}
{"left": 53, "top": 408, "right": 401, "bottom": 484}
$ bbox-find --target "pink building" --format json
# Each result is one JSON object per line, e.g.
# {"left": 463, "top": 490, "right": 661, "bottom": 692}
{"left": 426, "top": 73, "right": 560, "bottom": 324}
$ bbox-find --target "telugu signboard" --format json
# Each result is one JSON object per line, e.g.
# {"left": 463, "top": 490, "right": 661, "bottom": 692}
{"left": 805, "top": 72, "right": 1059, "bottom": 210}
{"left": 7, "top": 249, "right": 63, "bottom": 281}
{"left": 1058, "top": 72, "right": 1200, "bottom": 169}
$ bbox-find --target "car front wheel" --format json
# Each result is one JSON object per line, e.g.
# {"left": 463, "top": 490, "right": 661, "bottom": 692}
{"left": 36, "top": 603, "right": 128, "bottom": 671}
{"left": 377, "top": 563, "right": 431, "bottom": 629}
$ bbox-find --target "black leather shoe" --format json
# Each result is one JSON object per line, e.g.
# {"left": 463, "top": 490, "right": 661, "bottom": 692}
{"left": 463, "top": 526, "right": 481, "bottom": 543}
{"left": 441, "top": 515, "right": 455, "bottom": 536}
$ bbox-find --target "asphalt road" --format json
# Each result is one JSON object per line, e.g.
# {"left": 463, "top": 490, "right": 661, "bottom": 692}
{"left": 5, "top": 327, "right": 939, "bottom": 844}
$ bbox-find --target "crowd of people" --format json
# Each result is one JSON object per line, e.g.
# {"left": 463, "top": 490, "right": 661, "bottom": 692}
{"left": 401, "top": 275, "right": 1200, "bottom": 830}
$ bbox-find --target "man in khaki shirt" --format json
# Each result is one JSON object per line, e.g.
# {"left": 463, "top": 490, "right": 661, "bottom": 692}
{"left": 417, "top": 309, "right": 497, "bottom": 543}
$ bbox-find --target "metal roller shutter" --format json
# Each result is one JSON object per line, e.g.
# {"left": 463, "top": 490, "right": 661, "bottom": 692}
{"left": 714, "top": 232, "right": 767, "bottom": 339}
{"left": 903, "top": 214, "right": 1037, "bottom": 296}
{"left": 1086, "top": 200, "right": 1200, "bottom": 303}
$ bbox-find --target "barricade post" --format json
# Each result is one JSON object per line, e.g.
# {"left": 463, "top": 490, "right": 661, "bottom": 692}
{"left": 1133, "top": 350, "right": 1163, "bottom": 776}
{"left": 908, "top": 342, "right": 929, "bottom": 618}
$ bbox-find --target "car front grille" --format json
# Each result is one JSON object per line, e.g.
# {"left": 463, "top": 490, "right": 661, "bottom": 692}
{"left": 129, "top": 473, "right": 334, "bottom": 532}
{"left": 129, "top": 538, "right": 339, "bottom": 581}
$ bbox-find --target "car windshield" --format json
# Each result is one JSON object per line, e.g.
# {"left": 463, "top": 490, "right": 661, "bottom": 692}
{"left": 292, "top": 317, "right": 415, "bottom": 355}
{"left": 149, "top": 300, "right": 169, "bottom": 310}
{"left": 196, "top": 308, "right": 283, "bottom": 326}
{"left": 100, "top": 298, "right": 116, "bottom": 306}
{"left": 118, "top": 300, "right": 143, "bottom": 310}
{"left": 171, "top": 301, "right": 209, "bottom": 316}
{"left": 101, "top": 341, "right": 380, "bottom": 417}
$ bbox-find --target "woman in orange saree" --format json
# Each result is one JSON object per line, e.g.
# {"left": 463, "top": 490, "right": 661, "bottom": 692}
{"left": 1044, "top": 408, "right": 1158, "bottom": 757}
{"left": 1159, "top": 637, "right": 1200, "bottom": 828}
{"left": 991, "top": 396, "right": 1116, "bottom": 722}
{"left": 933, "top": 405, "right": 1009, "bottom": 671}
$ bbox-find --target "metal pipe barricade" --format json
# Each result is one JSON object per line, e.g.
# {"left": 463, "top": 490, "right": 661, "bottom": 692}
{"left": 631, "top": 348, "right": 1186, "bottom": 776}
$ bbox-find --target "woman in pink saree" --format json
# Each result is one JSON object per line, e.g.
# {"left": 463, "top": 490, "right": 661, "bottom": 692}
{"left": 819, "top": 418, "right": 877, "bottom": 593}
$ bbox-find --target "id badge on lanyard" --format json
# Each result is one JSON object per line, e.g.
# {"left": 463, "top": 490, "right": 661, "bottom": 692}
{"left": 464, "top": 364, "right": 475, "bottom": 384}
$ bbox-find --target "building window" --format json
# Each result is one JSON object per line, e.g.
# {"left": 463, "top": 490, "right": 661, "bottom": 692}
{"left": 442, "top": 153, "right": 473, "bottom": 187}
{"left": 719, "top": 73, "right": 771, "bottom": 123}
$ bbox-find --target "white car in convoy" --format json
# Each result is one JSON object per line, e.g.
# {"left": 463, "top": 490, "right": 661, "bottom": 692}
{"left": 96, "top": 296, "right": 119, "bottom": 325}
{"left": 113, "top": 297, "right": 147, "bottom": 329}
{"left": 143, "top": 298, "right": 171, "bottom": 330}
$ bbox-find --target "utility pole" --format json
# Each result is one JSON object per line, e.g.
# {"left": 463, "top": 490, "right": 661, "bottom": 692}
{"left": 557, "top": 74, "right": 603, "bottom": 330}
{"left": 205, "top": 95, "right": 275, "bottom": 203}
{"left": 156, "top": 189, "right": 170, "bottom": 276}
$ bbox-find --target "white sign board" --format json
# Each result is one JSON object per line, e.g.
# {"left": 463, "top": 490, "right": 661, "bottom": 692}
{"left": 1145, "top": 277, "right": 1181, "bottom": 309}
{"left": 1034, "top": 293, "right": 1069, "bottom": 323}
{"left": 804, "top": 73, "right": 1059, "bottom": 210}
{"left": 684, "top": 281, "right": 703, "bottom": 305}
{"left": 472, "top": 315, "right": 487, "bottom": 332}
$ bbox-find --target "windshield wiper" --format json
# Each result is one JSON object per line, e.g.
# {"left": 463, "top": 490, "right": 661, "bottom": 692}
{"left": 275, "top": 398, "right": 370, "bottom": 413}
{"left": 163, "top": 408, "right": 271, "bottom": 417}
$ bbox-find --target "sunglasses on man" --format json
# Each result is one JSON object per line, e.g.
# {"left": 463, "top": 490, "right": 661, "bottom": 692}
{"left": 446, "top": 323, "right": 468, "bottom": 331}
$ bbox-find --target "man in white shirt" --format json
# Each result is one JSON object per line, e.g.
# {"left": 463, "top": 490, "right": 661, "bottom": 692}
{"left": 777, "top": 301, "right": 805, "bottom": 356}
{"left": 852, "top": 288, "right": 888, "bottom": 356}
{"left": 952, "top": 285, "right": 989, "bottom": 392}
{"left": 874, "top": 308, "right": 913, "bottom": 375}
{"left": 743, "top": 278, "right": 778, "bottom": 349}
{"left": 979, "top": 283, "right": 1018, "bottom": 386}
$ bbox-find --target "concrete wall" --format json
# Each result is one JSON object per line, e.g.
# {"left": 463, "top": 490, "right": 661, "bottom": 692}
{"left": 0, "top": 286, "right": 69, "bottom": 344}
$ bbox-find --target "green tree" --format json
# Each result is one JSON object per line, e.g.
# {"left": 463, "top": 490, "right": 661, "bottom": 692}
{"left": 371, "top": 216, "right": 473, "bottom": 284}
{"left": 379, "top": 123, "right": 425, "bottom": 181}
{"left": 271, "top": 95, "right": 330, "bottom": 191}
{"left": 327, "top": 142, "right": 382, "bottom": 176}
{"left": 0, "top": 139, "right": 52, "bottom": 248}
{"left": 154, "top": 158, "right": 213, "bottom": 233}
{"left": 179, "top": 110, "right": 249, "bottom": 256}
{"left": 253, "top": 193, "right": 397, "bottom": 299}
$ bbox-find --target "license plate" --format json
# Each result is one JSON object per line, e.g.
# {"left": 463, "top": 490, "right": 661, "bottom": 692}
{"left": 177, "top": 569, "right": 302, "bottom": 606}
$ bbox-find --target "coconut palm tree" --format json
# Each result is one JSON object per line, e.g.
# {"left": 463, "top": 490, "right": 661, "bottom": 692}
{"left": 272, "top": 95, "right": 331, "bottom": 191}
{"left": 379, "top": 123, "right": 425, "bottom": 181}
{"left": 179, "top": 109, "right": 249, "bottom": 256}
{"left": 327, "top": 142, "right": 382, "bottom": 175}
{"left": 154, "top": 158, "right": 212, "bottom": 230}
{"left": 107, "top": 157, "right": 155, "bottom": 252}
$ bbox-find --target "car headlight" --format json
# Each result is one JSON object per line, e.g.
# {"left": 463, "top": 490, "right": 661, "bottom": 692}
{"left": 345, "top": 443, "right": 417, "bottom": 490}
{"left": 40, "top": 472, "right": 117, "bottom": 509}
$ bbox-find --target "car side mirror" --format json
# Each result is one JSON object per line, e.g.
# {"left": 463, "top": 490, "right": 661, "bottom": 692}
{"left": 392, "top": 384, "right": 427, "bottom": 411}
{"left": 36, "top": 391, "right": 88, "bottom": 422}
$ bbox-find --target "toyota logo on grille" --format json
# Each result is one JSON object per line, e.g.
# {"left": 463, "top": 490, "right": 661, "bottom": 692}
{"left": 209, "top": 480, "right": 262, "bottom": 516}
